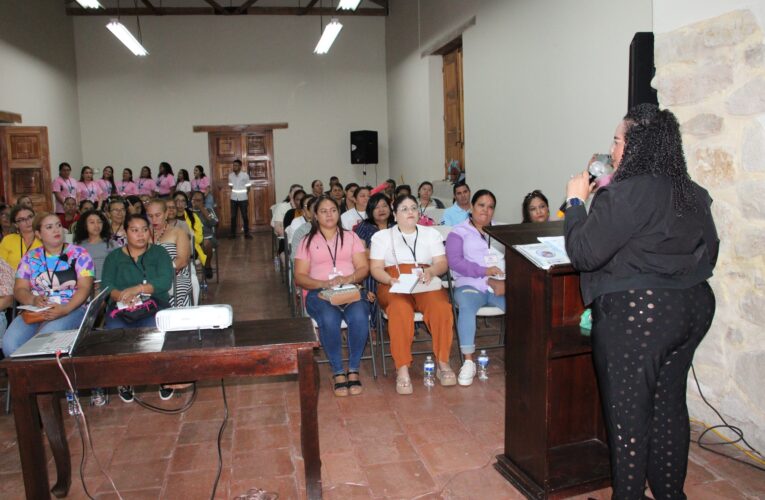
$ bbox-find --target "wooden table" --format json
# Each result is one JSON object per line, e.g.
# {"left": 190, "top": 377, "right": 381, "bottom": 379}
{"left": 1, "top": 318, "right": 322, "bottom": 500}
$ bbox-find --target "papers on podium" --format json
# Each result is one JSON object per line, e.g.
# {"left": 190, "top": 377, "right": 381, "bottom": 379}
{"left": 513, "top": 236, "right": 571, "bottom": 270}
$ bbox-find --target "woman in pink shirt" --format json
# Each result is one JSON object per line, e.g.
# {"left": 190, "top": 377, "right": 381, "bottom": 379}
{"left": 77, "top": 166, "right": 103, "bottom": 206}
{"left": 116, "top": 168, "right": 138, "bottom": 196}
{"left": 294, "top": 196, "right": 370, "bottom": 397}
{"left": 191, "top": 165, "right": 213, "bottom": 209}
{"left": 137, "top": 166, "right": 157, "bottom": 196}
{"left": 52, "top": 162, "right": 78, "bottom": 214}
{"left": 156, "top": 162, "right": 176, "bottom": 198}
{"left": 97, "top": 166, "right": 118, "bottom": 200}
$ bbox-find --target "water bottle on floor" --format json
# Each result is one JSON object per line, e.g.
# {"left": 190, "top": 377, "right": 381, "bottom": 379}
{"left": 477, "top": 350, "right": 489, "bottom": 381}
{"left": 273, "top": 256, "right": 280, "bottom": 271}
{"left": 66, "top": 390, "right": 80, "bottom": 416}
{"left": 90, "top": 387, "right": 107, "bottom": 407}
{"left": 423, "top": 355, "right": 435, "bottom": 388}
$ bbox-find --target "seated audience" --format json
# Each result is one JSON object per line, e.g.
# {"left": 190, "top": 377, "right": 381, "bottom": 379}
{"left": 117, "top": 168, "right": 138, "bottom": 197}
{"left": 58, "top": 197, "right": 79, "bottom": 231}
{"left": 125, "top": 195, "right": 145, "bottom": 216}
{"left": 174, "top": 192, "right": 206, "bottom": 266}
{"left": 384, "top": 179, "right": 396, "bottom": 200}
{"left": 147, "top": 200, "right": 192, "bottom": 307}
{"left": 0, "top": 257, "right": 14, "bottom": 346}
{"left": 329, "top": 183, "right": 345, "bottom": 206}
{"left": 98, "top": 166, "right": 118, "bottom": 200}
{"left": 341, "top": 185, "right": 370, "bottom": 231}
{"left": 522, "top": 189, "right": 550, "bottom": 223}
{"left": 445, "top": 190, "right": 506, "bottom": 386}
{"left": 354, "top": 192, "right": 394, "bottom": 321}
{"left": 369, "top": 194, "right": 456, "bottom": 395}
{"left": 394, "top": 184, "right": 411, "bottom": 199}
{"left": 290, "top": 196, "right": 317, "bottom": 262}
{"left": 77, "top": 166, "right": 103, "bottom": 206}
{"left": 0, "top": 204, "right": 13, "bottom": 238}
{"left": 52, "top": 162, "right": 77, "bottom": 214}
{"left": 294, "top": 196, "right": 370, "bottom": 397}
{"left": 79, "top": 199, "right": 96, "bottom": 214}
{"left": 442, "top": 182, "right": 472, "bottom": 226}
{"left": 175, "top": 169, "right": 192, "bottom": 197}
{"left": 137, "top": 167, "right": 157, "bottom": 197}
{"left": 341, "top": 182, "right": 359, "bottom": 213}
{"left": 16, "top": 196, "right": 34, "bottom": 210}
{"left": 106, "top": 198, "right": 128, "bottom": 247}
{"left": 191, "top": 165, "right": 213, "bottom": 209}
{"left": 2, "top": 212, "right": 94, "bottom": 356}
{"left": 74, "top": 209, "right": 114, "bottom": 280}
{"left": 283, "top": 189, "right": 306, "bottom": 229}
{"left": 191, "top": 191, "right": 218, "bottom": 279}
{"left": 272, "top": 184, "right": 304, "bottom": 238}
{"left": 0, "top": 205, "right": 42, "bottom": 270}
{"left": 310, "top": 179, "right": 324, "bottom": 198}
{"left": 417, "top": 181, "right": 445, "bottom": 211}
{"left": 156, "top": 162, "right": 176, "bottom": 198}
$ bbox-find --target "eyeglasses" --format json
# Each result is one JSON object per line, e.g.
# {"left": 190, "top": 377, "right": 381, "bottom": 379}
{"left": 15, "top": 215, "right": 34, "bottom": 224}
{"left": 396, "top": 206, "right": 418, "bottom": 213}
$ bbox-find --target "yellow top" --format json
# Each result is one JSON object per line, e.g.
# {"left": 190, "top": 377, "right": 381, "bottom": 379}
{"left": 0, "top": 233, "right": 43, "bottom": 271}
{"left": 182, "top": 211, "right": 207, "bottom": 265}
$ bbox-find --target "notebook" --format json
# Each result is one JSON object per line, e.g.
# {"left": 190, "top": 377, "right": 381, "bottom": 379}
{"left": 11, "top": 287, "right": 110, "bottom": 358}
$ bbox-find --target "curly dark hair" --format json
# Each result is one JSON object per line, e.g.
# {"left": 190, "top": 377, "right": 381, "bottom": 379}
{"left": 613, "top": 104, "right": 696, "bottom": 214}
{"left": 73, "top": 209, "right": 111, "bottom": 244}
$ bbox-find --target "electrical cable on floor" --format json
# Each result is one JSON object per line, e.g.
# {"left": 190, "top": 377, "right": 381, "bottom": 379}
{"left": 690, "top": 364, "right": 765, "bottom": 472}
{"left": 210, "top": 379, "right": 229, "bottom": 500}
{"left": 132, "top": 383, "right": 198, "bottom": 414}
{"left": 57, "top": 351, "right": 124, "bottom": 500}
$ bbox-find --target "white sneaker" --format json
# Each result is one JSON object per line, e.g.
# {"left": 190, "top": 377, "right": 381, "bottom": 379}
{"left": 458, "top": 360, "right": 476, "bottom": 386}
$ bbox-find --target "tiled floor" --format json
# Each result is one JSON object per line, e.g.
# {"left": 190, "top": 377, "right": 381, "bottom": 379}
{"left": 0, "top": 234, "right": 762, "bottom": 499}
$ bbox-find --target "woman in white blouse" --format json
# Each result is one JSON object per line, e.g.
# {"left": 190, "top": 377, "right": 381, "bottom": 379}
{"left": 369, "top": 194, "right": 456, "bottom": 395}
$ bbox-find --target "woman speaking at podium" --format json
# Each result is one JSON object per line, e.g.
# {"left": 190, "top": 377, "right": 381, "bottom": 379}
{"left": 564, "top": 104, "right": 718, "bottom": 500}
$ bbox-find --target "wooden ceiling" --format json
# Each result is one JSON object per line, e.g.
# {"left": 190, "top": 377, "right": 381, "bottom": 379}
{"left": 65, "top": 0, "right": 388, "bottom": 16}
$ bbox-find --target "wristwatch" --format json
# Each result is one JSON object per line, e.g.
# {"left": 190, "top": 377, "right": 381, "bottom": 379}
{"left": 565, "top": 197, "right": 584, "bottom": 211}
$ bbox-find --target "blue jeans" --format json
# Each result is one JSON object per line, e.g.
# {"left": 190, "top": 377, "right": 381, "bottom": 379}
{"left": 104, "top": 308, "right": 159, "bottom": 329}
{"left": 305, "top": 289, "right": 370, "bottom": 375}
{"left": 454, "top": 286, "right": 506, "bottom": 355}
{"left": 2, "top": 306, "right": 87, "bottom": 356}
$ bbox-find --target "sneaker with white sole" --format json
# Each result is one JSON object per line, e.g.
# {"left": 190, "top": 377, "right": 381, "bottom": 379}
{"left": 158, "top": 386, "right": 174, "bottom": 400}
{"left": 458, "top": 360, "right": 476, "bottom": 386}
{"left": 117, "top": 385, "right": 134, "bottom": 403}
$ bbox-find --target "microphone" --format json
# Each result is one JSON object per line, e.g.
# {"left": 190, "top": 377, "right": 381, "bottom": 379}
{"left": 558, "top": 157, "right": 614, "bottom": 216}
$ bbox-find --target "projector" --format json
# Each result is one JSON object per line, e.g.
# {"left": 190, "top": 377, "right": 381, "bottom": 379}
{"left": 155, "top": 304, "right": 233, "bottom": 332}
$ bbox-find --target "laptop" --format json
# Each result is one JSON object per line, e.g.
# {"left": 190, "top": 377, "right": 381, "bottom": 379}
{"left": 11, "top": 287, "right": 110, "bottom": 358}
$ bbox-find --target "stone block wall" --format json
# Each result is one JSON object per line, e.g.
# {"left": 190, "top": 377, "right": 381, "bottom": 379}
{"left": 654, "top": 9, "right": 765, "bottom": 450}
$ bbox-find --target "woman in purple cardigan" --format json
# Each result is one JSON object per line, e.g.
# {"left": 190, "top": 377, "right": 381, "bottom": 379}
{"left": 445, "top": 189, "right": 506, "bottom": 386}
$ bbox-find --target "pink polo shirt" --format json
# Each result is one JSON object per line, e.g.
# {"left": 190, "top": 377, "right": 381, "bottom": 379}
{"left": 52, "top": 176, "right": 78, "bottom": 213}
{"left": 77, "top": 181, "right": 102, "bottom": 203}
{"left": 97, "top": 179, "right": 116, "bottom": 198}
{"left": 136, "top": 178, "right": 156, "bottom": 196}
{"left": 116, "top": 180, "right": 138, "bottom": 196}
{"left": 191, "top": 176, "right": 210, "bottom": 194}
{"left": 295, "top": 230, "right": 365, "bottom": 281}
{"left": 156, "top": 174, "right": 176, "bottom": 196}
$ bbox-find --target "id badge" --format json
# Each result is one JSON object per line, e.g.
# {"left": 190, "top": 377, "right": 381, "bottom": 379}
{"left": 484, "top": 254, "right": 499, "bottom": 266}
{"left": 328, "top": 268, "right": 343, "bottom": 280}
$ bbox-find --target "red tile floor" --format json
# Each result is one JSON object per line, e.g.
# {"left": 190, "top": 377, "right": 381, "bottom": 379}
{"left": 0, "top": 234, "right": 762, "bottom": 499}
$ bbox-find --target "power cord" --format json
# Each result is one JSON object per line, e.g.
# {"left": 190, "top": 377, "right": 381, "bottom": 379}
{"left": 690, "top": 364, "right": 765, "bottom": 471}
{"left": 132, "top": 384, "right": 198, "bottom": 414}
{"left": 210, "top": 379, "right": 229, "bottom": 500}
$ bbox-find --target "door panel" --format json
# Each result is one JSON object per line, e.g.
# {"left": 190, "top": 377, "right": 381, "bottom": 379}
{"left": 443, "top": 47, "right": 465, "bottom": 178}
{"left": 0, "top": 126, "right": 52, "bottom": 213}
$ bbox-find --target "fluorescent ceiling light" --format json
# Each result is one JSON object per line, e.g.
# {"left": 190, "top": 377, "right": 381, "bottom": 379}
{"left": 76, "top": 0, "right": 103, "bottom": 8}
{"left": 106, "top": 19, "right": 149, "bottom": 56}
{"left": 337, "top": 0, "right": 361, "bottom": 10}
{"left": 314, "top": 18, "right": 343, "bottom": 54}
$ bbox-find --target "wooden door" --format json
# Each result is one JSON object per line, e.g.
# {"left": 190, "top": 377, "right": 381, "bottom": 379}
{"left": 0, "top": 126, "right": 52, "bottom": 212}
{"left": 207, "top": 131, "right": 276, "bottom": 233}
{"left": 443, "top": 47, "right": 465, "bottom": 178}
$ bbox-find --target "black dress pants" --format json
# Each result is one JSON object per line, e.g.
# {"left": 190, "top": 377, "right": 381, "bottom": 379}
{"left": 230, "top": 199, "right": 249, "bottom": 236}
{"left": 591, "top": 281, "right": 715, "bottom": 500}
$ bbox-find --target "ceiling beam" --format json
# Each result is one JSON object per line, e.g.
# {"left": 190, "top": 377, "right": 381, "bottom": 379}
{"left": 66, "top": 6, "right": 387, "bottom": 16}
{"left": 300, "top": 0, "right": 320, "bottom": 16}
{"left": 202, "top": 0, "right": 226, "bottom": 15}
{"left": 236, "top": 0, "right": 259, "bottom": 15}
{"left": 139, "top": 0, "right": 160, "bottom": 15}
{"left": 368, "top": 0, "right": 388, "bottom": 8}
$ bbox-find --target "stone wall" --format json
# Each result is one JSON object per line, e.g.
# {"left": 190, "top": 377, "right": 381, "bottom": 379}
{"left": 654, "top": 9, "right": 765, "bottom": 450}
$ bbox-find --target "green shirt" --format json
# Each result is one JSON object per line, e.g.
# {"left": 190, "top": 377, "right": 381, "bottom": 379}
{"left": 101, "top": 244, "right": 174, "bottom": 304}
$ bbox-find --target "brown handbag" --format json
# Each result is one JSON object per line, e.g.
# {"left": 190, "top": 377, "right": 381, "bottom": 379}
{"left": 319, "top": 285, "right": 361, "bottom": 306}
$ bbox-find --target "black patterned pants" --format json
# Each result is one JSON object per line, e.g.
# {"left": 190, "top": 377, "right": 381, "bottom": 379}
{"left": 591, "top": 281, "right": 715, "bottom": 499}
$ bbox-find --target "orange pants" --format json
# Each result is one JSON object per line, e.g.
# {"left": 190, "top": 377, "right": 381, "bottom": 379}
{"left": 376, "top": 264, "right": 454, "bottom": 369}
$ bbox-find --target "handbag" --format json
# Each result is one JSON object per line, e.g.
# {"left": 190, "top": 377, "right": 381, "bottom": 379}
{"left": 21, "top": 310, "right": 46, "bottom": 324}
{"left": 319, "top": 285, "right": 361, "bottom": 306}
{"left": 109, "top": 298, "right": 166, "bottom": 323}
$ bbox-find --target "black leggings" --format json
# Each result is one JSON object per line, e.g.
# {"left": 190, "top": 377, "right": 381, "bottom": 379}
{"left": 591, "top": 282, "right": 715, "bottom": 500}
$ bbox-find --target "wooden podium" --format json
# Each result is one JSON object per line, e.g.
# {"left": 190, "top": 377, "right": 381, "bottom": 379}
{"left": 486, "top": 221, "right": 610, "bottom": 499}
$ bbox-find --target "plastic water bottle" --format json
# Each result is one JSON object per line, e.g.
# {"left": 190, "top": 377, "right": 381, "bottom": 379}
{"left": 423, "top": 355, "right": 435, "bottom": 388}
{"left": 273, "top": 256, "right": 280, "bottom": 271}
{"left": 66, "top": 390, "right": 80, "bottom": 416}
{"left": 90, "top": 388, "right": 107, "bottom": 407}
{"left": 477, "top": 350, "right": 489, "bottom": 381}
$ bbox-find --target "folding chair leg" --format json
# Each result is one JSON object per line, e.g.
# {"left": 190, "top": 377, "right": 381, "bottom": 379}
{"left": 379, "top": 308, "right": 388, "bottom": 377}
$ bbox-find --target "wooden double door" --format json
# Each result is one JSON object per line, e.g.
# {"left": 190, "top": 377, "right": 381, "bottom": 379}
{"left": 205, "top": 130, "right": 277, "bottom": 233}
{"left": 0, "top": 126, "right": 52, "bottom": 212}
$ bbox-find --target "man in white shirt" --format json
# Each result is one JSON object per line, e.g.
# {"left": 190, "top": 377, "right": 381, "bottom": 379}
{"left": 442, "top": 182, "right": 471, "bottom": 226}
{"left": 228, "top": 159, "right": 252, "bottom": 239}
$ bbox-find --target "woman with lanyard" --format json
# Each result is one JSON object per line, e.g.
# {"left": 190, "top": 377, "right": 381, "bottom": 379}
{"left": 117, "top": 168, "right": 139, "bottom": 197}
{"left": 445, "top": 189, "right": 506, "bottom": 386}
{"left": 191, "top": 165, "right": 212, "bottom": 209}
{"left": 52, "top": 162, "right": 78, "bottom": 215}
{"left": 137, "top": 166, "right": 157, "bottom": 197}
{"left": 98, "top": 166, "right": 118, "bottom": 200}
{"left": 156, "top": 162, "right": 177, "bottom": 199}
{"left": 77, "top": 166, "right": 103, "bottom": 208}
{"left": 2, "top": 212, "right": 94, "bottom": 356}
{"left": 369, "top": 194, "right": 456, "bottom": 395}
{"left": 416, "top": 181, "right": 445, "bottom": 212}
{"left": 106, "top": 198, "right": 128, "bottom": 247}
{"left": 294, "top": 196, "right": 370, "bottom": 397}
{"left": 0, "top": 205, "right": 42, "bottom": 271}
{"left": 341, "top": 185, "right": 370, "bottom": 231}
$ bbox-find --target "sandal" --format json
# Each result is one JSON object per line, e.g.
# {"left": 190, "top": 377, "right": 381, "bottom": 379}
{"left": 347, "top": 371, "right": 363, "bottom": 396}
{"left": 436, "top": 367, "right": 457, "bottom": 387}
{"left": 332, "top": 373, "right": 349, "bottom": 397}
{"left": 396, "top": 375, "right": 413, "bottom": 395}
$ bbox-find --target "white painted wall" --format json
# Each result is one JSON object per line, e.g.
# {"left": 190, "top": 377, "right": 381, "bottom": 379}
{"left": 73, "top": 15, "right": 388, "bottom": 196}
{"left": 0, "top": 0, "right": 83, "bottom": 177}
{"left": 386, "top": 0, "right": 653, "bottom": 222}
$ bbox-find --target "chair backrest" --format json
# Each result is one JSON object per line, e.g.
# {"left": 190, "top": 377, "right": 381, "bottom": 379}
{"left": 424, "top": 207, "right": 446, "bottom": 224}
{"left": 433, "top": 224, "right": 453, "bottom": 241}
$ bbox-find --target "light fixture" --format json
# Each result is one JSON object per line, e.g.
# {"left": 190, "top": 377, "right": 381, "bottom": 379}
{"left": 76, "top": 0, "right": 103, "bottom": 8}
{"left": 314, "top": 18, "right": 343, "bottom": 54}
{"left": 106, "top": 19, "right": 149, "bottom": 56}
{"left": 337, "top": 0, "right": 361, "bottom": 10}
